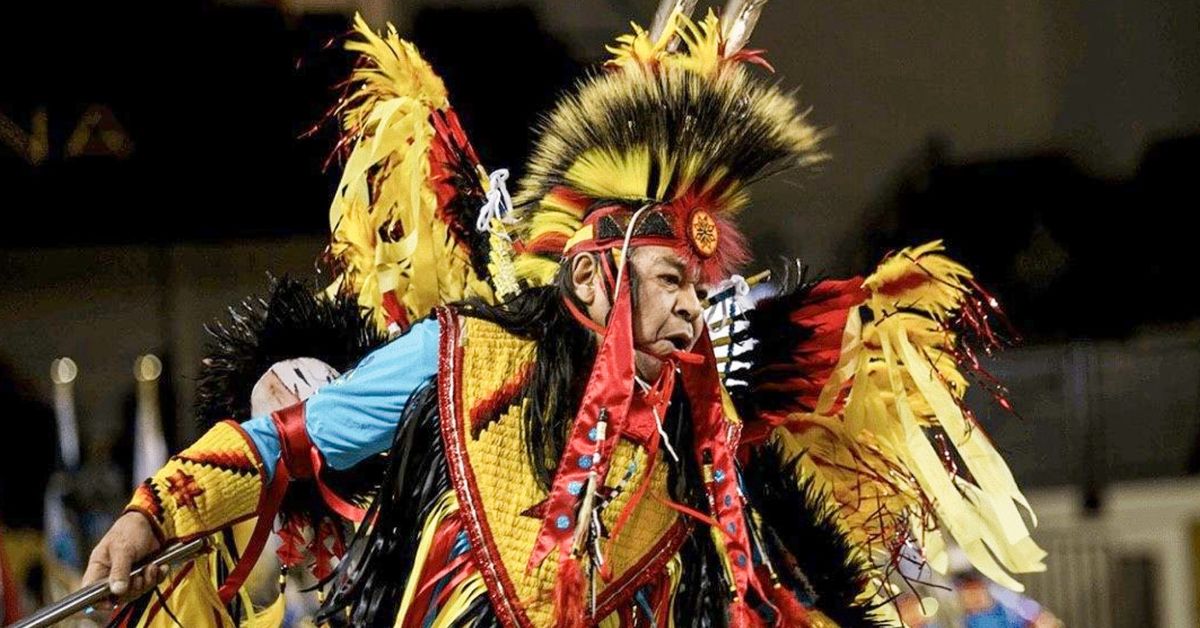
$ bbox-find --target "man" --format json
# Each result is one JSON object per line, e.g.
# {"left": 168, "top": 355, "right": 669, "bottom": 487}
{"left": 80, "top": 4, "right": 1044, "bottom": 626}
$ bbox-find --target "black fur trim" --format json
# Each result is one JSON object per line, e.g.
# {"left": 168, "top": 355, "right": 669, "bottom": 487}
{"left": 195, "top": 275, "right": 385, "bottom": 427}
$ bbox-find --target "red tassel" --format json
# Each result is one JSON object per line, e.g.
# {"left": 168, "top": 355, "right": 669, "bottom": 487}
{"left": 275, "top": 519, "right": 307, "bottom": 568}
{"left": 729, "top": 600, "right": 767, "bottom": 628}
{"left": 309, "top": 519, "right": 346, "bottom": 580}
{"left": 552, "top": 556, "right": 588, "bottom": 628}
{"left": 768, "top": 585, "right": 811, "bottom": 627}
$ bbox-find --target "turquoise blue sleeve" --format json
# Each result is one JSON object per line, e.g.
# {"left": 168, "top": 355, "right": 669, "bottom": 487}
{"left": 240, "top": 316, "right": 441, "bottom": 480}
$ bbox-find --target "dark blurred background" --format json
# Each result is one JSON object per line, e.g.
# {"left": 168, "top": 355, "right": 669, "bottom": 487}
{"left": 2, "top": 0, "right": 1199, "bottom": 625}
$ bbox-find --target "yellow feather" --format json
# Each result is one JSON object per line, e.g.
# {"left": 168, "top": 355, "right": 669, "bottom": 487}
{"left": 605, "top": 9, "right": 724, "bottom": 77}
{"left": 862, "top": 240, "right": 973, "bottom": 323}
{"left": 327, "top": 16, "right": 496, "bottom": 331}
{"left": 565, "top": 146, "right": 654, "bottom": 200}
{"left": 776, "top": 240, "right": 1045, "bottom": 595}
{"left": 513, "top": 256, "right": 561, "bottom": 287}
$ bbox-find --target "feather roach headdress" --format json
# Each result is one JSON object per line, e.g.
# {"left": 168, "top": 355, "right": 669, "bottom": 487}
{"left": 511, "top": 5, "right": 824, "bottom": 287}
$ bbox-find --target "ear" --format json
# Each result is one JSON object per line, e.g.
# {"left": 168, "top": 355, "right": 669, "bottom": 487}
{"left": 570, "top": 253, "right": 598, "bottom": 305}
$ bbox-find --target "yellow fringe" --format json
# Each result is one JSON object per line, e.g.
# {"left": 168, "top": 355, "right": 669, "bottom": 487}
{"left": 395, "top": 491, "right": 460, "bottom": 623}
{"left": 664, "top": 553, "right": 683, "bottom": 628}
{"left": 124, "top": 521, "right": 285, "bottom": 627}
{"left": 132, "top": 541, "right": 233, "bottom": 628}
{"left": 424, "top": 572, "right": 487, "bottom": 628}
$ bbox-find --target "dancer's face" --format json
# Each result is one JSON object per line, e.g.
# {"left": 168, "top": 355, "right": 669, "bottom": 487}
{"left": 570, "top": 246, "right": 707, "bottom": 380}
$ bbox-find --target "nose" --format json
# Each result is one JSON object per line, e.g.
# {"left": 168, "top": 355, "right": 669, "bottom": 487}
{"left": 674, "top": 285, "right": 703, "bottom": 323}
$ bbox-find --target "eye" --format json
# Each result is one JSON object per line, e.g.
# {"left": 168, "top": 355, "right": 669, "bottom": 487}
{"left": 659, "top": 273, "right": 682, "bottom": 287}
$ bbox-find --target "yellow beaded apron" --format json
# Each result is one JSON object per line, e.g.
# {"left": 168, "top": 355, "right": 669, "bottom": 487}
{"left": 436, "top": 308, "right": 690, "bottom": 627}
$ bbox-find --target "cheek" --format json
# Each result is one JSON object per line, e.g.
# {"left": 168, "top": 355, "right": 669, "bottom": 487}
{"left": 632, "top": 284, "right": 674, "bottom": 343}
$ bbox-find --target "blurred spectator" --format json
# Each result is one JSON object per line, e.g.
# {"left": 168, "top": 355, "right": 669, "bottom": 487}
{"left": 955, "top": 571, "right": 1063, "bottom": 628}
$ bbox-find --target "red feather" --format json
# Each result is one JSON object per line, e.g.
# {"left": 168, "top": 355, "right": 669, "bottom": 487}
{"left": 309, "top": 519, "right": 344, "bottom": 581}
{"left": 729, "top": 599, "right": 767, "bottom": 628}
{"left": 275, "top": 519, "right": 307, "bottom": 568}
{"left": 552, "top": 556, "right": 588, "bottom": 628}
{"left": 768, "top": 585, "right": 812, "bottom": 627}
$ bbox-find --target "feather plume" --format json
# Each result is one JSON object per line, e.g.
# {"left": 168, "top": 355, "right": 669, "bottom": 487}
{"left": 649, "top": 0, "right": 698, "bottom": 49}
{"left": 326, "top": 15, "right": 500, "bottom": 333}
{"left": 513, "top": 14, "right": 824, "bottom": 286}
{"left": 740, "top": 241, "right": 1045, "bottom": 592}
{"left": 721, "top": 0, "right": 769, "bottom": 55}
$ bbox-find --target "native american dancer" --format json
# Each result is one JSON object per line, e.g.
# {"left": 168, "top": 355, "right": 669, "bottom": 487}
{"left": 78, "top": 3, "right": 1045, "bottom": 626}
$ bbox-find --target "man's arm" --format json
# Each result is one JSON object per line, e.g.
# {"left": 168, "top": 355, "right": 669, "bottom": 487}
{"left": 239, "top": 316, "right": 440, "bottom": 478}
{"left": 81, "top": 317, "right": 441, "bottom": 599}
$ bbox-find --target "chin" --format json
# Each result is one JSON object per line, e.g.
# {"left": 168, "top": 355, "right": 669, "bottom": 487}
{"left": 634, "top": 350, "right": 665, "bottom": 381}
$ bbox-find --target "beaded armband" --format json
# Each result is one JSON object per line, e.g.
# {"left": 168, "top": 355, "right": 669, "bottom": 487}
{"left": 125, "top": 421, "right": 267, "bottom": 543}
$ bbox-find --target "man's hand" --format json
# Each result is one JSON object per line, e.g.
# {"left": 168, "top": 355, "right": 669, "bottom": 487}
{"left": 81, "top": 512, "right": 165, "bottom": 604}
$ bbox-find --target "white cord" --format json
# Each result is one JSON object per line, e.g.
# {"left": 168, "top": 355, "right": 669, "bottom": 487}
{"left": 476, "top": 168, "right": 515, "bottom": 238}
{"left": 730, "top": 273, "right": 751, "bottom": 297}
{"left": 612, "top": 203, "right": 654, "bottom": 296}
{"left": 652, "top": 405, "right": 680, "bottom": 463}
{"left": 635, "top": 376, "right": 680, "bottom": 463}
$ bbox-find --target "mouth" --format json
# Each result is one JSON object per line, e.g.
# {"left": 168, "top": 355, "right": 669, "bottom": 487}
{"left": 661, "top": 332, "right": 694, "bottom": 353}
{"left": 639, "top": 332, "right": 695, "bottom": 358}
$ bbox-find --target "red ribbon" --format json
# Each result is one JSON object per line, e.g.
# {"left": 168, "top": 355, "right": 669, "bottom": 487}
{"left": 217, "top": 402, "right": 365, "bottom": 603}
{"left": 217, "top": 460, "right": 287, "bottom": 603}
{"left": 527, "top": 270, "right": 637, "bottom": 572}
{"left": 679, "top": 330, "right": 774, "bottom": 617}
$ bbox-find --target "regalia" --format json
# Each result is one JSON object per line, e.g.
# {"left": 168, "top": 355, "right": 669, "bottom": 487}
{"left": 110, "top": 3, "right": 1045, "bottom": 627}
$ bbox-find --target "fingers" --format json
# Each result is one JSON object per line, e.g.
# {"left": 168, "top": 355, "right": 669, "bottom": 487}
{"left": 108, "top": 545, "right": 133, "bottom": 596}
{"left": 125, "top": 563, "right": 165, "bottom": 597}
{"left": 82, "top": 566, "right": 168, "bottom": 622}
{"left": 144, "top": 562, "right": 159, "bottom": 586}
{"left": 81, "top": 545, "right": 112, "bottom": 588}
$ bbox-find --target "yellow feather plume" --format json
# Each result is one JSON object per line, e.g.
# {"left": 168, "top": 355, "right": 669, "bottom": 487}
{"left": 606, "top": 9, "right": 725, "bottom": 77}
{"left": 776, "top": 241, "right": 1045, "bottom": 592}
{"left": 327, "top": 15, "right": 495, "bottom": 333}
